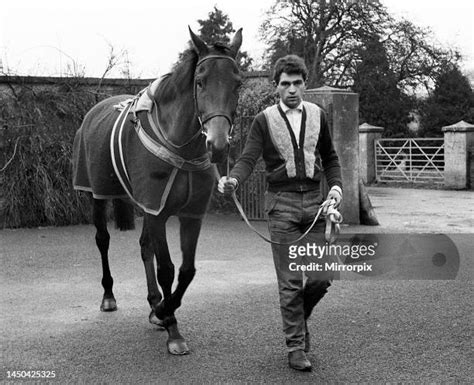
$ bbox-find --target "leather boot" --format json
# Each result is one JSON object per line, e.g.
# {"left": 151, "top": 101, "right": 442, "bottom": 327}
{"left": 288, "top": 350, "right": 312, "bottom": 371}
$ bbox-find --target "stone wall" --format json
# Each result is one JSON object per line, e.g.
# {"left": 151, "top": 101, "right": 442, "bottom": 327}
{"left": 0, "top": 71, "right": 270, "bottom": 100}
{"left": 470, "top": 146, "right": 474, "bottom": 189}
{"left": 442, "top": 121, "right": 474, "bottom": 189}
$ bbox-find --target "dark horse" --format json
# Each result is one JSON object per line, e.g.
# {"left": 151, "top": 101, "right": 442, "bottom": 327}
{"left": 72, "top": 28, "right": 242, "bottom": 355}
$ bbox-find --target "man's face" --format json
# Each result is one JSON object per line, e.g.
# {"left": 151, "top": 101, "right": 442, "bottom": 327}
{"left": 276, "top": 72, "right": 306, "bottom": 109}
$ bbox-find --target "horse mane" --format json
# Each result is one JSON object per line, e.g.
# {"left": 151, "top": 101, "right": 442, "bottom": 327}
{"left": 157, "top": 41, "right": 233, "bottom": 101}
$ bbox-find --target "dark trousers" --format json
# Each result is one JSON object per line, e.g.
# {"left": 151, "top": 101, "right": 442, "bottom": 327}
{"left": 265, "top": 190, "right": 334, "bottom": 352}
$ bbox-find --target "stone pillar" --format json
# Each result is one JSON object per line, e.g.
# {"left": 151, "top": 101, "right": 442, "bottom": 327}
{"left": 442, "top": 120, "right": 474, "bottom": 189}
{"left": 0, "top": 125, "right": 6, "bottom": 229}
{"left": 305, "top": 86, "right": 360, "bottom": 224}
{"left": 359, "top": 123, "right": 384, "bottom": 184}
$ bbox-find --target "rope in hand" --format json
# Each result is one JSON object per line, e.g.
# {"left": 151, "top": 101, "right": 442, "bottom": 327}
{"left": 324, "top": 199, "right": 343, "bottom": 244}
{"left": 220, "top": 158, "right": 343, "bottom": 245}
{"left": 231, "top": 191, "right": 342, "bottom": 245}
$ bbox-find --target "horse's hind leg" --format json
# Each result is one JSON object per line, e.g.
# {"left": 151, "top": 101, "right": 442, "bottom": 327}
{"left": 139, "top": 216, "right": 163, "bottom": 326}
{"left": 93, "top": 199, "right": 117, "bottom": 312}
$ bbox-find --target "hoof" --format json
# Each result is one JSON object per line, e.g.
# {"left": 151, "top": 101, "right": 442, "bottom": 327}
{"left": 167, "top": 338, "right": 190, "bottom": 355}
{"left": 100, "top": 297, "right": 117, "bottom": 312}
{"left": 149, "top": 310, "right": 165, "bottom": 329}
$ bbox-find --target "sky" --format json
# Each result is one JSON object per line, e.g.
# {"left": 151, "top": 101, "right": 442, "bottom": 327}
{"left": 1, "top": 0, "right": 473, "bottom": 79}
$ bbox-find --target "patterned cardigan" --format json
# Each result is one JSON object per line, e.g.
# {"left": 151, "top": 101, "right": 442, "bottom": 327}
{"left": 230, "top": 101, "right": 342, "bottom": 193}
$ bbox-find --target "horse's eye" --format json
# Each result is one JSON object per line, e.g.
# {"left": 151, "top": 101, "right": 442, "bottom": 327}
{"left": 196, "top": 79, "right": 203, "bottom": 89}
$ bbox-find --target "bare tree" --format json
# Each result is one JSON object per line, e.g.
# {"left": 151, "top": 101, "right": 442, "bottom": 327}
{"left": 260, "top": 0, "right": 458, "bottom": 91}
{"left": 95, "top": 42, "right": 129, "bottom": 97}
{"left": 382, "top": 19, "right": 460, "bottom": 93}
{"left": 261, "top": 0, "right": 388, "bottom": 87}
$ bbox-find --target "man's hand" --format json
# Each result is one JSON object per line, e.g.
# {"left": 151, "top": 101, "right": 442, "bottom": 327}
{"left": 326, "top": 186, "right": 343, "bottom": 208}
{"left": 218, "top": 176, "right": 238, "bottom": 195}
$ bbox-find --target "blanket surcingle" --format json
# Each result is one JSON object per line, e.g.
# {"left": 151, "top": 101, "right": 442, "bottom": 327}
{"left": 72, "top": 81, "right": 214, "bottom": 217}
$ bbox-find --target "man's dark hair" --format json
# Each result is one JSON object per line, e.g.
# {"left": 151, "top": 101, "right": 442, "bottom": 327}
{"left": 273, "top": 55, "right": 308, "bottom": 84}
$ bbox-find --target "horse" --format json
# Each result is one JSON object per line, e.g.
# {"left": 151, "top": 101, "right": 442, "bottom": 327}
{"left": 72, "top": 28, "right": 242, "bottom": 355}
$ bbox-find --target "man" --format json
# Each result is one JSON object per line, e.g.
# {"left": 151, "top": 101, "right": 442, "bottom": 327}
{"left": 218, "top": 55, "right": 343, "bottom": 371}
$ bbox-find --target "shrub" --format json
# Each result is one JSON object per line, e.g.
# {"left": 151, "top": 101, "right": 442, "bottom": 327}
{"left": 0, "top": 75, "right": 275, "bottom": 227}
{"left": 0, "top": 80, "right": 106, "bottom": 228}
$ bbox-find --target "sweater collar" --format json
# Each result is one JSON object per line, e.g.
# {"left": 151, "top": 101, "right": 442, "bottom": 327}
{"left": 279, "top": 100, "right": 303, "bottom": 114}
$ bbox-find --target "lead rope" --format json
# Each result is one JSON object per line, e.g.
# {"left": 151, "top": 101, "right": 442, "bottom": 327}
{"left": 224, "top": 157, "right": 343, "bottom": 246}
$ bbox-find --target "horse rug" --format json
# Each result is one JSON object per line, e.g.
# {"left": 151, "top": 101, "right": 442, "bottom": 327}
{"left": 72, "top": 86, "right": 214, "bottom": 217}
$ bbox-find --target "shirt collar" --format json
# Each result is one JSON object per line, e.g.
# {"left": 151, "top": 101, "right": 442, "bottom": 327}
{"left": 280, "top": 100, "right": 304, "bottom": 113}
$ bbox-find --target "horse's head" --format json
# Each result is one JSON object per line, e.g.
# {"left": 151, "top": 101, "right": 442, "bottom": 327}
{"left": 189, "top": 27, "right": 243, "bottom": 163}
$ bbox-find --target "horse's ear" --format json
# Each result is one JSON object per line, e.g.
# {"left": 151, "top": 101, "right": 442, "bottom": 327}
{"left": 188, "top": 26, "right": 208, "bottom": 56}
{"left": 229, "top": 28, "right": 243, "bottom": 57}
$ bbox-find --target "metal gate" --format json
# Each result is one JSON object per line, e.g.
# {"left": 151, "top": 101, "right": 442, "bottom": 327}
{"left": 375, "top": 138, "right": 444, "bottom": 184}
{"left": 238, "top": 169, "right": 266, "bottom": 220}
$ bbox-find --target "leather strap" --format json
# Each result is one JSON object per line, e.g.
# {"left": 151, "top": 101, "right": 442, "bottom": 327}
{"left": 194, "top": 55, "right": 238, "bottom": 130}
{"left": 135, "top": 120, "right": 211, "bottom": 171}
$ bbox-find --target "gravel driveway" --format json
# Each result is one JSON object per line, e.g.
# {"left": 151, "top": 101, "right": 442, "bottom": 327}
{"left": 1, "top": 187, "right": 473, "bottom": 383}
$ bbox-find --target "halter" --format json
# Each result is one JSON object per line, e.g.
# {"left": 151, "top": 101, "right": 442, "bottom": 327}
{"left": 194, "top": 54, "right": 239, "bottom": 138}
{"left": 146, "top": 54, "right": 238, "bottom": 149}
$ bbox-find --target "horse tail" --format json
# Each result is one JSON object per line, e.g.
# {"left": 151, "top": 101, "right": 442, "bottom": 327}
{"left": 112, "top": 199, "right": 135, "bottom": 231}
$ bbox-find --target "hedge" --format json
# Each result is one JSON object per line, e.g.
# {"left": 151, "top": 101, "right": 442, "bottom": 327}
{"left": 0, "top": 76, "right": 275, "bottom": 228}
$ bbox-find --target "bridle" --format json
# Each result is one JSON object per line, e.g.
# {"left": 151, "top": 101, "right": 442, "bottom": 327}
{"left": 193, "top": 54, "right": 238, "bottom": 140}
{"left": 148, "top": 54, "right": 238, "bottom": 150}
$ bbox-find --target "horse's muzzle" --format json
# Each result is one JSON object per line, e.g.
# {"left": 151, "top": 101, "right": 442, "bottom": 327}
{"left": 206, "top": 141, "right": 229, "bottom": 163}
{"left": 204, "top": 116, "right": 232, "bottom": 163}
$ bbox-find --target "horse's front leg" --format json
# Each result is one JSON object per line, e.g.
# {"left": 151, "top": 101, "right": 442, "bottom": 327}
{"left": 146, "top": 214, "right": 189, "bottom": 355}
{"left": 139, "top": 216, "right": 163, "bottom": 326}
{"left": 161, "top": 216, "right": 203, "bottom": 355}
{"left": 169, "top": 216, "right": 202, "bottom": 310}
